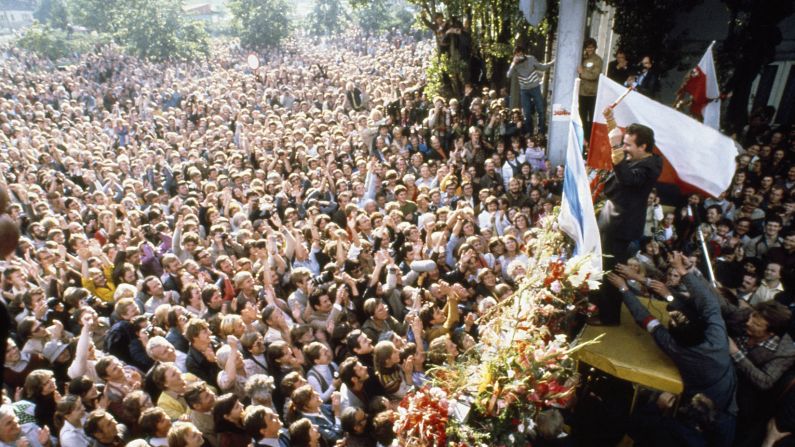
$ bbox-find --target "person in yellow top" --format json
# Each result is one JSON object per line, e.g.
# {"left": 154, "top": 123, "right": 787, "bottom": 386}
{"left": 578, "top": 37, "right": 603, "bottom": 140}
{"left": 152, "top": 362, "right": 191, "bottom": 420}
{"left": 79, "top": 245, "right": 116, "bottom": 302}
{"left": 420, "top": 288, "right": 460, "bottom": 342}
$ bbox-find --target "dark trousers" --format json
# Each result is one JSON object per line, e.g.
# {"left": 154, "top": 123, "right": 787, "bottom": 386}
{"left": 580, "top": 94, "right": 596, "bottom": 141}
{"left": 520, "top": 86, "right": 546, "bottom": 135}
{"left": 595, "top": 235, "right": 632, "bottom": 324}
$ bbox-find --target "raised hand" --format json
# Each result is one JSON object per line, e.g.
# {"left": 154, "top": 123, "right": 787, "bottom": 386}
{"left": 606, "top": 272, "right": 628, "bottom": 290}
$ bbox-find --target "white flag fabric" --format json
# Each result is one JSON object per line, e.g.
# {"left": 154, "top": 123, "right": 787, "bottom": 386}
{"left": 559, "top": 79, "right": 602, "bottom": 269}
{"left": 699, "top": 42, "right": 721, "bottom": 130}
{"left": 683, "top": 42, "right": 721, "bottom": 129}
{"left": 587, "top": 74, "right": 737, "bottom": 197}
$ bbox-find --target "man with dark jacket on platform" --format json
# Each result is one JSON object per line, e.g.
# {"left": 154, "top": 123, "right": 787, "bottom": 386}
{"left": 608, "top": 252, "right": 737, "bottom": 447}
{"left": 593, "top": 108, "right": 663, "bottom": 325}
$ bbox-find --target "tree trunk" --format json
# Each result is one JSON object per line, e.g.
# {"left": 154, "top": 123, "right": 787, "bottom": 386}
{"left": 726, "top": 64, "right": 757, "bottom": 134}
{"left": 489, "top": 11, "right": 513, "bottom": 88}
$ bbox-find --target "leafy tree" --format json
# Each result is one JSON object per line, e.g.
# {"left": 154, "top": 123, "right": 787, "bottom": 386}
{"left": 17, "top": 23, "right": 72, "bottom": 59}
{"left": 68, "top": 0, "right": 122, "bottom": 34}
{"left": 349, "top": 0, "right": 418, "bottom": 34}
{"left": 68, "top": 0, "right": 208, "bottom": 62}
{"left": 228, "top": 0, "right": 293, "bottom": 50}
{"left": 34, "top": 0, "right": 69, "bottom": 29}
{"left": 391, "top": 0, "right": 531, "bottom": 92}
{"left": 307, "top": 0, "right": 348, "bottom": 36}
{"left": 718, "top": 0, "right": 794, "bottom": 133}
{"left": 17, "top": 22, "right": 112, "bottom": 60}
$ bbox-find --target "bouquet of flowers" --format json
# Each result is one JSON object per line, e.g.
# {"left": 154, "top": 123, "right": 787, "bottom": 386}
{"left": 396, "top": 210, "right": 603, "bottom": 446}
{"left": 394, "top": 386, "right": 450, "bottom": 447}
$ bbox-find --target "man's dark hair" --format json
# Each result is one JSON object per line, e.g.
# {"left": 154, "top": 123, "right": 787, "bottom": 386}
{"left": 183, "top": 381, "right": 208, "bottom": 410}
{"left": 338, "top": 356, "right": 359, "bottom": 387}
{"left": 243, "top": 405, "right": 268, "bottom": 440}
{"left": 668, "top": 307, "right": 707, "bottom": 347}
{"left": 345, "top": 329, "right": 367, "bottom": 353}
{"left": 706, "top": 204, "right": 723, "bottom": 216}
{"left": 583, "top": 37, "right": 597, "bottom": 49}
{"left": 755, "top": 301, "right": 792, "bottom": 336}
{"left": 340, "top": 407, "right": 361, "bottom": 434}
{"left": 626, "top": 123, "right": 655, "bottom": 153}
{"left": 261, "top": 304, "right": 278, "bottom": 324}
{"left": 201, "top": 284, "right": 220, "bottom": 306}
{"left": 95, "top": 356, "right": 115, "bottom": 380}
{"left": 308, "top": 288, "right": 329, "bottom": 311}
{"left": 679, "top": 393, "right": 716, "bottom": 433}
{"left": 84, "top": 410, "right": 112, "bottom": 439}
{"left": 766, "top": 215, "right": 784, "bottom": 226}
{"left": 142, "top": 275, "right": 160, "bottom": 295}
{"left": 68, "top": 376, "right": 94, "bottom": 398}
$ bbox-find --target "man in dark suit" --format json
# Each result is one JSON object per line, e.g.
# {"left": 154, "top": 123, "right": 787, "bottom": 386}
{"left": 631, "top": 55, "right": 661, "bottom": 99}
{"left": 594, "top": 108, "right": 663, "bottom": 324}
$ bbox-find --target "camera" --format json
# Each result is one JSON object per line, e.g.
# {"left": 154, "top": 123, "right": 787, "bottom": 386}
{"left": 312, "top": 270, "right": 334, "bottom": 286}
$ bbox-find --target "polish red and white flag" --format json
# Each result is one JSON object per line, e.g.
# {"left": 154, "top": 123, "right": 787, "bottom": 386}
{"left": 587, "top": 74, "right": 737, "bottom": 197}
{"left": 682, "top": 42, "right": 721, "bottom": 129}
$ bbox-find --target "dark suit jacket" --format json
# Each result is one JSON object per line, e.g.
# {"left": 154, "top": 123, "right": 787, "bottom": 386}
{"left": 636, "top": 69, "right": 661, "bottom": 98}
{"left": 603, "top": 153, "right": 663, "bottom": 241}
{"left": 186, "top": 346, "right": 220, "bottom": 389}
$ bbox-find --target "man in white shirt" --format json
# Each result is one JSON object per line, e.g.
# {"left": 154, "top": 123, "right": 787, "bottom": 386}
{"left": 750, "top": 262, "right": 785, "bottom": 305}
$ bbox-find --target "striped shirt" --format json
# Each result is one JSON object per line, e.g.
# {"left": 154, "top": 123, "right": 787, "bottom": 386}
{"left": 507, "top": 55, "right": 552, "bottom": 90}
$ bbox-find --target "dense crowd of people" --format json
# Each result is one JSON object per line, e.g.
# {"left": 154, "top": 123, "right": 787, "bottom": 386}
{"left": 0, "top": 25, "right": 794, "bottom": 447}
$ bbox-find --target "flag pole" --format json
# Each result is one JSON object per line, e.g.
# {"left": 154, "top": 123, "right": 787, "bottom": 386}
{"left": 608, "top": 85, "right": 634, "bottom": 110}
{"left": 697, "top": 227, "right": 717, "bottom": 287}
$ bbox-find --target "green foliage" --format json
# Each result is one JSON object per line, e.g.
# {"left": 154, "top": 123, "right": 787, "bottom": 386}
{"left": 68, "top": 0, "right": 122, "bottom": 34}
{"left": 349, "top": 0, "right": 417, "bottom": 34}
{"left": 16, "top": 23, "right": 71, "bottom": 60}
{"left": 307, "top": 0, "right": 348, "bottom": 36}
{"left": 67, "top": 0, "right": 208, "bottom": 62}
{"left": 16, "top": 23, "right": 111, "bottom": 60}
{"left": 228, "top": 0, "right": 293, "bottom": 50}
{"left": 403, "top": 0, "right": 533, "bottom": 86}
{"left": 34, "top": 0, "right": 69, "bottom": 29}
{"left": 113, "top": 0, "right": 209, "bottom": 61}
{"left": 603, "top": 0, "right": 703, "bottom": 75}
{"left": 424, "top": 53, "right": 449, "bottom": 99}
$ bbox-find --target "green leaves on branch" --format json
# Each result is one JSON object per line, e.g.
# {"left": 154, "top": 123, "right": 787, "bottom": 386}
{"left": 16, "top": 23, "right": 112, "bottom": 61}
{"left": 112, "top": 0, "right": 209, "bottom": 61}
{"left": 307, "top": 0, "right": 348, "bottom": 37}
{"left": 228, "top": 0, "right": 293, "bottom": 50}
{"left": 348, "top": 0, "right": 417, "bottom": 34}
{"left": 64, "top": 0, "right": 209, "bottom": 62}
{"left": 34, "top": 0, "right": 69, "bottom": 30}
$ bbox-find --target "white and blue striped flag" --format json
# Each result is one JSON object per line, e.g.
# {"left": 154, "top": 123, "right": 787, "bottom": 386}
{"left": 559, "top": 79, "right": 602, "bottom": 269}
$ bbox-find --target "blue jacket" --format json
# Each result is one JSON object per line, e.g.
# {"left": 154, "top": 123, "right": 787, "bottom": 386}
{"left": 302, "top": 405, "right": 343, "bottom": 444}
{"left": 621, "top": 272, "right": 737, "bottom": 416}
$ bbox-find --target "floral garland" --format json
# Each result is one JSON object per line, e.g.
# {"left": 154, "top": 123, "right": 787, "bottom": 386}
{"left": 394, "top": 210, "right": 602, "bottom": 446}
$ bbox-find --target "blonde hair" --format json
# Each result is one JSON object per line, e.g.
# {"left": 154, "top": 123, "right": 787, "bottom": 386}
{"left": 167, "top": 421, "right": 200, "bottom": 447}
{"left": 220, "top": 314, "right": 244, "bottom": 338}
